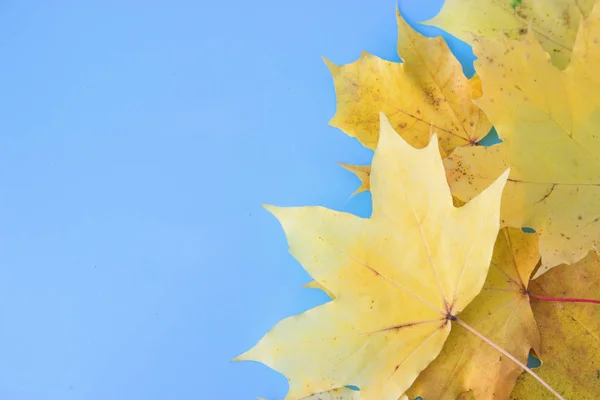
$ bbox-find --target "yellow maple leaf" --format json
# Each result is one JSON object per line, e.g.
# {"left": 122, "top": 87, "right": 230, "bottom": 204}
{"left": 510, "top": 251, "right": 600, "bottom": 399}
{"left": 444, "top": 2, "right": 600, "bottom": 275}
{"left": 424, "top": 0, "right": 595, "bottom": 69}
{"left": 407, "top": 228, "right": 541, "bottom": 400}
{"left": 326, "top": 9, "right": 490, "bottom": 153}
{"left": 235, "top": 113, "right": 509, "bottom": 400}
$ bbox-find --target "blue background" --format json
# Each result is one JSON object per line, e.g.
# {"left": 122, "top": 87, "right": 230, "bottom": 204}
{"left": 0, "top": 1, "right": 477, "bottom": 399}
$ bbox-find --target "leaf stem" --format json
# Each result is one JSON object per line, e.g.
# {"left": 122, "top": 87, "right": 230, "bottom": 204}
{"left": 529, "top": 292, "right": 600, "bottom": 304}
{"left": 454, "top": 317, "right": 564, "bottom": 400}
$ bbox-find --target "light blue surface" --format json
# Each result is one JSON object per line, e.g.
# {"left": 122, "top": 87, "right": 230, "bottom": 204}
{"left": 0, "top": 1, "right": 479, "bottom": 399}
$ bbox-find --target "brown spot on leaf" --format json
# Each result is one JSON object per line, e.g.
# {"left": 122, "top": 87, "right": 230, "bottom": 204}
{"left": 562, "top": 9, "right": 571, "bottom": 26}
{"left": 423, "top": 87, "right": 441, "bottom": 108}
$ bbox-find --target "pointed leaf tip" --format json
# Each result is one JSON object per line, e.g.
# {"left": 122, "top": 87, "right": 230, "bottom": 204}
{"left": 497, "top": 168, "right": 511, "bottom": 187}
{"left": 395, "top": 5, "right": 408, "bottom": 23}
{"left": 322, "top": 57, "right": 338, "bottom": 71}
{"left": 376, "top": 111, "right": 415, "bottom": 153}
{"left": 485, "top": 168, "right": 511, "bottom": 198}
{"left": 428, "top": 132, "right": 440, "bottom": 148}
{"left": 377, "top": 111, "right": 396, "bottom": 144}
{"left": 262, "top": 204, "right": 281, "bottom": 216}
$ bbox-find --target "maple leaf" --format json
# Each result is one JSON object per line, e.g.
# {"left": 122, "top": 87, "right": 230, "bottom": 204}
{"left": 326, "top": 9, "right": 490, "bottom": 153}
{"left": 510, "top": 251, "right": 600, "bottom": 399}
{"left": 407, "top": 228, "right": 541, "bottom": 400}
{"left": 444, "top": 1, "right": 600, "bottom": 275}
{"left": 235, "top": 113, "right": 509, "bottom": 400}
{"left": 424, "top": 0, "right": 595, "bottom": 69}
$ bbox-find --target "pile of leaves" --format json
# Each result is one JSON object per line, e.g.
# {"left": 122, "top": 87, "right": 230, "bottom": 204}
{"left": 236, "top": 1, "right": 600, "bottom": 399}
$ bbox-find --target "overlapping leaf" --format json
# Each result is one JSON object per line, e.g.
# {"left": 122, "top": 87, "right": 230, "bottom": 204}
{"left": 445, "top": 1, "right": 600, "bottom": 274}
{"left": 407, "top": 228, "right": 540, "bottom": 400}
{"left": 510, "top": 252, "right": 600, "bottom": 399}
{"left": 425, "top": 0, "right": 595, "bottom": 68}
{"left": 235, "top": 114, "right": 508, "bottom": 400}
{"left": 327, "top": 9, "right": 489, "bottom": 153}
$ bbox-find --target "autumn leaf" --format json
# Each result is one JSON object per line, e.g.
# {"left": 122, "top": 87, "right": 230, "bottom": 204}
{"left": 424, "top": 0, "right": 595, "bottom": 69}
{"left": 235, "top": 113, "right": 508, "bottom": 400}
{"left": 444, "top": 2, "right": 600, "bottom": 275}
{"left": 407, "top": 228, "right": 541, "bottom": 400}
{"left": 326, "top": 9, "right": 490, "bottom": 153}
{"left": 510, "top": 251, "right": 600, "bottom": 399}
